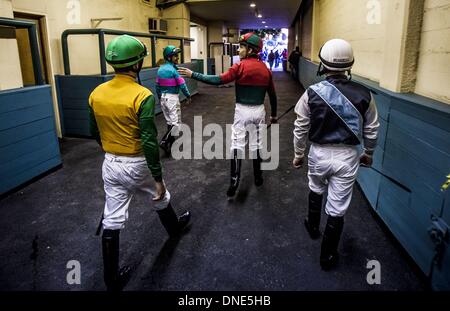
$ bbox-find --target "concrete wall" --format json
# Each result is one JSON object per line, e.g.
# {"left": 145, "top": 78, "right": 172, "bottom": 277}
{"left": 300, "top": 0, "right": 313, "bottom": 60}
{"left": 207, "top": 20, "right": 225, "bottom": 59}
{"left": 313, "top": 0, "right": 388, "bottom": 82}
{"left": 2, "top": 0, "right": 193, "bottom": 137}
{"left": 10, "top": 0, "right": 191, "bottom": 73}
{"left": 415, "top": 0, "right": 450, "bottom": 104}
{"left": 0, "top": 0, "right": 23, "bottom": 90}
{"left": 299, "top": 0, "right": 449, "bottom": 105}
{"left": 11, "top": 0, "right": 159, "bottom": 75}
{"left": 161, "top": 2, "right": 191, "bottom": 64}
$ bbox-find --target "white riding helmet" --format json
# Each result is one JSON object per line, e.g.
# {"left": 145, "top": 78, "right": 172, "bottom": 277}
{"left": 319, "top": 39, "right": 354, "bottom": 72}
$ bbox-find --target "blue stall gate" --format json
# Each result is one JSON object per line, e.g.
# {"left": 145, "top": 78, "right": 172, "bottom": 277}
{"left": 298, "top": 57, "right": 450, "bottom": 290}
{"left": 0, "top": 18, "right": 61, "bottom": 195}
{"left": 55, "top": 28, "right": 200, "bottom": 137}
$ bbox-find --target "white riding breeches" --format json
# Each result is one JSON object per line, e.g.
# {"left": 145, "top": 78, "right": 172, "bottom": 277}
{"left": 231, "top": 103, "right": 266, "bottom": 152}
{"left": 160, "top": 93, "right": 181, "bottom": 127}
{"left": 307, "top": 144, "right": 360, "bottom": 217}
{"left": 102, "top": 153, "right": 171, "bottom": 230}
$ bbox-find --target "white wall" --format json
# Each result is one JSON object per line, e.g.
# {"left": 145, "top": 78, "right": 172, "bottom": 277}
{"left": 190, "top": 23, "right": 207, "bottom": 73}
{"left": 0, "top": 0, "right": 23, "bottom": 90}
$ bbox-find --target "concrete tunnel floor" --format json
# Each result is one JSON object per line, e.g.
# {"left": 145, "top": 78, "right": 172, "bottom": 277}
{"left": 0, "top": 71, "right": 427, "bottom": 291}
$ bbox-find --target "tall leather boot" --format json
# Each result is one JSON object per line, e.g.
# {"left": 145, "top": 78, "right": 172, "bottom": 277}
{"left": 226, "top": 149, "right": 242, "bottom": 197}
{"left": 157, "top": 203, "right": 191, "bottom": 237}
{"left": 304, "top": 191, "right": 323, "bottom": 239}
{"left": 320, "top": 216, "right": 344, "bottom": 271}
{"left": 159, "top": 125, "right": 174, "bottom": 156}
{"left": 102, "top": 229, "right": 131, "bottom": 291}
{"left": 253, "top": 150, "right": 263, "bottom": 187}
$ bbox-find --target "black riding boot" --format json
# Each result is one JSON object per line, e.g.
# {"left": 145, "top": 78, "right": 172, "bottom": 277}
{"left": 304, "top": 191, "right": 323, "bottom": 239}
{"left": 227, "top": 149, "right": 242, "bottom": 197}
{"left": 157, "top": 203, "right": 191, "bottom": 237}
{"left": 102, "top": 229, "right": 131, "bottom": 291}
{"left": 159, "top": 125, "right": 174, "bottom": 156}
{"left": 253, "top": 150, "right": 263, "bottom": 187}
{"left": 320, "top": 216, "right": 344, "bottom": 270}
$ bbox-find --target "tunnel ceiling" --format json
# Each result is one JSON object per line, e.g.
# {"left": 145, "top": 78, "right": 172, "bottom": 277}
{"left": 186, "top": 0, "right": 301, "bottom": 29}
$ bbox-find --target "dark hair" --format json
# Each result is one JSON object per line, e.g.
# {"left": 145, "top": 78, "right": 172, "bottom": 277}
{"left": 113, "top": 59, "right": 144, "bottom": 74}
{"left": 114, "top": 65, "right": 135, "bottom": 74}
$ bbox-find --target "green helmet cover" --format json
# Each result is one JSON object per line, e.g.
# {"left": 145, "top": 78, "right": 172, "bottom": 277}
{"left": 105, "top": 35, "right": 148, "bottom": 68}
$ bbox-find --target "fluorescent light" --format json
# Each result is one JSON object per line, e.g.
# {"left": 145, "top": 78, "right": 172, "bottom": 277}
{"left": 264, "top": 25, "right": 268, "bottom": 28}
{"left": 250, "top": 3, "right": 256, "bottom": 7}
{"left": 257, "top": 14, "right": 262, "bottom": 18}
{"left": 262, "top": 21, "right": 266, "bottom": 24}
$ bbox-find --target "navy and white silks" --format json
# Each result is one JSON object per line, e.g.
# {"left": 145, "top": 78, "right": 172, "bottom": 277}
{"left": 293, "top": 75, "right": 379, "bottom": 216}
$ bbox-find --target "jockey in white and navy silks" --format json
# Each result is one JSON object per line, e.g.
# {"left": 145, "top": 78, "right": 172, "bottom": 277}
{"left": 293, "top": 39, "right": 379, "bottom": 271}
{"left": 156, "top": 45, "right": 191, "bottom": 156}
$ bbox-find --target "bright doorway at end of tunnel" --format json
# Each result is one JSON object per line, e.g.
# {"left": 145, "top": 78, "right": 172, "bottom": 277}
{"left": 241, "top": 28, "right": 289, "bottom": 72}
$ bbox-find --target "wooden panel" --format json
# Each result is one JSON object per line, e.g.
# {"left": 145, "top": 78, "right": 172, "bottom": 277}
{"left": 0, "top": 87, "right": 52, "bottom": 113}
{"left": 0, "top": 156, "right": 61, "bottom": 194}
{"left": 56, "top": 75, "right": 110, "bottom": 137}
{"left": 0, "top": 85, "right": 61, "bottom": 194}
{"left": 391, "top": 96, "right": 450, "bottom": 132}
{"left": 0, "top": 137, "right": 59, "bottom": 176}
{"left": 390, "top": 107, "right": 450, "bottom": 156}
{"left": 385, "top": 129, "right": 447, "bottom": 186}
{"left": 371, "top": 92, "right": 391, "bottom": 122}
{"left": 298, "top": 57, "right": 322, "bottom": 88}
{"left": 357, "top": 168, "right": 381, "bottom": 208}
{"left": 57, "top": 63, "right": 199, "bottom": 137}
{"left": 383, "top": 139, "right": 444, "bottom": 217}
{"left": 377, "top": 176, "right": 435, "bottom": 274}
{"left": 0, "top": 117, "right": 55, "bottom": 147}
{"left": 0, "top": 131, "right": 57, "bottom": 162}
{"left": 0, "top": 101, "right": 54, "bottom": 130}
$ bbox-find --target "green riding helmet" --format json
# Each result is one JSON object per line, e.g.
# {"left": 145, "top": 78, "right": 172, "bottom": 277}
{"left": 163, "top": 45, "right": 182, "bottom": 61}
{"left": 105, "top": 35, "right": 148, "bottom": 68}
{"left": 239, "top": 32, "right": 263, "bottom": 52}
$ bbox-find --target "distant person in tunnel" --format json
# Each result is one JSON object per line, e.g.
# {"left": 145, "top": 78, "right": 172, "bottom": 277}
{"left": 292, "top": 39, "right": 379, "bottom": 270}
{"left": 288, "top": 46, "right": 301, "bottom": 80}
{"left": 274, "top": 50, "right": 280, "bottom": 68}
{"left": 89, "top": 35, "right": 191, "bottom": 291}
{"left": 178, "top": 32, "right": 278, "bottom": 197}
{"left": 268, "top": 50, "right": 275, "bottom": 70}
{"left": 156, "top": 45, "right": 191, "bottom": 157}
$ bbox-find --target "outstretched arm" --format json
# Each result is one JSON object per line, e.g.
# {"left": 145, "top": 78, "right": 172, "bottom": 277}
{"left": 178, "top": 63, "right": 240, "bottom": 85}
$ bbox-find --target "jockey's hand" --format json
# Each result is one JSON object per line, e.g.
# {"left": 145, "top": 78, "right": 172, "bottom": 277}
{"left": 178, "top": 67, "right": 193, "bottom": 78}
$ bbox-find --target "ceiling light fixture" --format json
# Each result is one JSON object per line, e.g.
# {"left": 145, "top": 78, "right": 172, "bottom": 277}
{"left": 262, "top": 21, "right": 266, "bottom": 24}
{"left": 257, "top": 14, "right": 262, "bottom": 18}
{"left": 264, "top": 25, "right": 268, "bottom": 28}
{"left": 250, "top": 3, "right": 256, "bottom": 7}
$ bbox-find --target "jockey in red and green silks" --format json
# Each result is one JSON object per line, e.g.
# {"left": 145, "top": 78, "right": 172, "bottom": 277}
{"left": 178, "top": 32, "right": 278, "bottom": 197}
